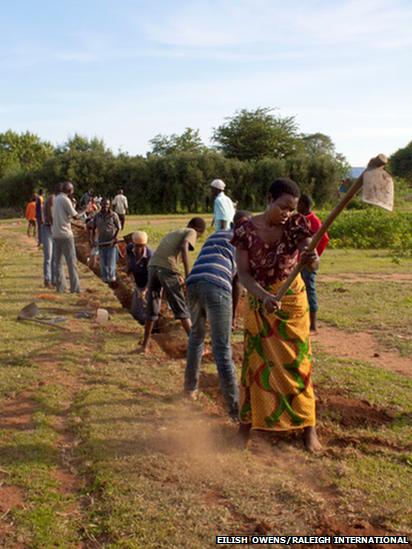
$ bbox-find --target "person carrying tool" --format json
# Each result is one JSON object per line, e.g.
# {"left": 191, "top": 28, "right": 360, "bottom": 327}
{"left": 297, "top": 194, "right": 329, "bottom": 332}
{"left": 90, "top": 198, "right": 121, "bottom": 284}
{"left": 232, "top": 178, "right": 321, "bottom": 452}
{"left": 140, "top": 217, "right": 206, "bottom": 354}
{"left": 126, "top": 231, "right": 153, "bottom": 325}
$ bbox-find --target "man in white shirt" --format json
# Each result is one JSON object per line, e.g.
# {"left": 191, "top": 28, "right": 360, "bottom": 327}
{"left": 210, "top": 179, "right": 235, "bottom": 231}
{"left": 112, "top": 189, "right": 129, "bottom": 229}
{"left": 52, "top": 181, "right": 82, "bottom": 293}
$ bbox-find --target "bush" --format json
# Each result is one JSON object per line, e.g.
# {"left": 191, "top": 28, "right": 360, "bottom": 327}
{"left": 321, "top": 209, "right": 412, "bottom": 255}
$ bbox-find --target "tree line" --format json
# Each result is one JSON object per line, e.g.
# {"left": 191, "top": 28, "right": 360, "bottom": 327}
{"left": 0, "top": 107, "right": 390, "bottom": 214}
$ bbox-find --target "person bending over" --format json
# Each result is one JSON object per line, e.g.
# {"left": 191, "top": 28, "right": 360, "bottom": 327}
{"left": 141, "top": 217, "right": 206, "bottom": 354}
{"left": 184, "top": 210, "right": 250, "bottom": 421}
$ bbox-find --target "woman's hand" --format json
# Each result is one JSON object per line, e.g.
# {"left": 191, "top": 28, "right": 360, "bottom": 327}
{"left": 301, "top": 247, "right": 319, "bottom": 271}
{"left": 263, "top": 294, "right": 281, "bottom": 314}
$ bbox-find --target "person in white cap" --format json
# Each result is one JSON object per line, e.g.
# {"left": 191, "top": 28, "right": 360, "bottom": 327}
{"left": 210, "top": 179, "right": 235, "bottom": 231}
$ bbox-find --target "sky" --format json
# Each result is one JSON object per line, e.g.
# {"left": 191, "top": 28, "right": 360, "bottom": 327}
{"left": 1, "top": 0, "right": 411, "bottom": 165}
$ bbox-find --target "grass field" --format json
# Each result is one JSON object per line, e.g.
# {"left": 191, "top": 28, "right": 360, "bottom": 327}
{"left": 0, "top": 218, "right": 411, "bottom": 548}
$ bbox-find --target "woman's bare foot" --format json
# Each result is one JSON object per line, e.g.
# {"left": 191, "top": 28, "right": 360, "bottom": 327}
{"left": 304, "top": 426, "right": 322, "bottom": 453}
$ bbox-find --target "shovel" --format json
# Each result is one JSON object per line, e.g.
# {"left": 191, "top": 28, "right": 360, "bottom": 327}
{"left": 17, "top": 302, "right": 69, "bottom": 330}
{"left": 274, "top": 154, "right": 394, "bottom": 302}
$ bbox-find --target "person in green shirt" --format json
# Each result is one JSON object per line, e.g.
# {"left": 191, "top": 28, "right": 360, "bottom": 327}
{"left": 141, "top": 217, "right": 206, "bottom": 354}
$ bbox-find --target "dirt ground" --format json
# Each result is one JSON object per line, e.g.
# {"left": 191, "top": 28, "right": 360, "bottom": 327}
{"left": 1, "top": 222, "right": 411, "bottom": 547}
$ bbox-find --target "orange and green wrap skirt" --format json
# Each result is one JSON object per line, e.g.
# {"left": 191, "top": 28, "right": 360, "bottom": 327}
{"left": 240, "top": 274, "right": 316, "bottom": 431}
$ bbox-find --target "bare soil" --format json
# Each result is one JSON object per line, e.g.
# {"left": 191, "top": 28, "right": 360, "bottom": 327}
{"left": 312, "top": 323, "right": 412, "bottom": 378}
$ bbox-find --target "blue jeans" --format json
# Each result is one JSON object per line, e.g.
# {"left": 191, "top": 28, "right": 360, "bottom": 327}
{"left": 185, "top": 281, "right": 239, "bottom": 418}
{"left": 99, "top": 246, "right": 118, "bottom": 282}
{"left": 301, "top": 268, "right": 318, "bottom": 312}
{"left": 54, "top": 236, "right": 80, "bottom": 293}
{"left": 41, "top": 225, "right": 57, "bottom": 285}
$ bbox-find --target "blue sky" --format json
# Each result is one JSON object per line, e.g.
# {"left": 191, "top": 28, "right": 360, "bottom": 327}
{"left": 1, "top": 0, "right": 411, "bottom": 165}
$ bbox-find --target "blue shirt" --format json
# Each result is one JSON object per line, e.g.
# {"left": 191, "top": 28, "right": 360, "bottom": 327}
{"left": 126, "top": 244, "right": 153, "bottom": 288}
{"left": 186, "top": 230, "right": 235, "bottom": 294}
{"left": 213, "top": 192, "right": 235, "bottom": 230}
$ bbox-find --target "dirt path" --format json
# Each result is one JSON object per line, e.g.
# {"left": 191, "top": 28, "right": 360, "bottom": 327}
{"left": 320, "top": 273, "right": 412, "bottom": 283}
{"left": 313, "top": 323, "right": 412, "bottom": 378}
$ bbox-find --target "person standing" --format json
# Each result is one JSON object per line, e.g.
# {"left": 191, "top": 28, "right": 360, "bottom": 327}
{"left": 35, "top": 189, "right": 44, "bottom": 246}
{"left": 210, "top": 179, "right": 235, "bottom": 231}
{"left": 232, "top": 178, "right": 321, "bottom": 452}
{"left": 112, "top": 189, "right": 129, "bottom": 230}
{"left": 25, "top": 196, "right": 37, "bottom": 237}
{"left": 80, "top": 189, "right": 94, "bottom": 209}
{"left": 126, "top": 231, "right": 153, "bottom": 325}
{"left": 184, "top": 210, "right": 250, "bottom": 421}
{"left": 42, "top": 183, "right": 62, "bottom": 288}
{"left": 90, "top": 198, "right": 121, "bottom": 284}
{"left": 297, "top": 194, "right": 330, "bottom": 332}
{"left": 141, "top": 217, "right": 206, "bottom": 354}
{"left": 52, "top": 181, "right": 82, "bottom": 293}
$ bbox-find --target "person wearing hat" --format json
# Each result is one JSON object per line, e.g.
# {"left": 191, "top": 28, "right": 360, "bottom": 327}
{"left": 126, "top": 231, "right": 153, "bottom": 325}
{"left": 210, "top": 179, "right": 235, "bottom": 231}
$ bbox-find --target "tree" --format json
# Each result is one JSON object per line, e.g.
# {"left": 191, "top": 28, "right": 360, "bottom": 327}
{"left": 389, "top": 141, "right": 412, "bottom": 181}
{"left": 212, "top": 107, "right": 299, "bottom": 161}
{"left": 0, "top": 130, "right": 54, "bottom": 178}
{"left": 300, "top": 132, "right": 336, "bottom": 156}
{"left": 149, "top": 128, "right": 205, "bottom": 156}
{"left": 56, "top": 134, "right": 108, "bottom": 155}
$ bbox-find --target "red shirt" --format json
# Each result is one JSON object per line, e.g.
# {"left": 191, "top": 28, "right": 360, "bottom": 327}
{"left": 306, "top": 212, "right": 329, "bottom": 256}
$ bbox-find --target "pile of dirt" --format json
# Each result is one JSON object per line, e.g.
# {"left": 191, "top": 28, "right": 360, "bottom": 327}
{"left": 316, "top": 388, "right": 393, "bottom": 428}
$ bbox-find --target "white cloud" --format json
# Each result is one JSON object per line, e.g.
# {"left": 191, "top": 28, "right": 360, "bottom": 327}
{"left": 143, "top": 0, "right": 412, "bottom": 52}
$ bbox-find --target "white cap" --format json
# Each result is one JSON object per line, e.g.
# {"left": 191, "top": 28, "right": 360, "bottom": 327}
{"left": 210, "top": 179, "right": 225, "bottom": 190}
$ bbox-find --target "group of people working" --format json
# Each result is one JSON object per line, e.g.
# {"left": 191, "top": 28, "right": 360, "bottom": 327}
{"left": 26, "top": 185, "right": 130, "bottom": 288}
{"left": 27, "top": 175, "right": 328, "bottom": 452}
{"left": 123, "top": 178, "right": 328, "bottom": 452}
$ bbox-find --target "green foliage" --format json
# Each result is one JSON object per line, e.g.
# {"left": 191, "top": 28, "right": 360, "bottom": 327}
{"left": 0, "top": 113, "right": 348, "bottom": 214}
{"left": 149, "top": 128, "right": 205, "bottom": 156}
{"left": 324, "top": 208, "right": 412, "bottom": 254}
{"left": 389, "top": 139, "right": 412, "bottom": 181}
{"left": 212, "top": 107, "right": 299, "bottom": 160}
{"left": 0, "top": 130, "right": 54, "bottom": 179}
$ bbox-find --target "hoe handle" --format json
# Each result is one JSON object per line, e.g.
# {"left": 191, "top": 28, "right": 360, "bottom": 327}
{"left": 274, "top": 154, "right": 387, "bottom": 301}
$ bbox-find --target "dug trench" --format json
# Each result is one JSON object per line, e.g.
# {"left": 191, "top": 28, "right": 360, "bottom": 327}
{"left": 72, "top": 222, "right": 409, "bottom": 542}
{"left": 72, "top": 220, "right": 401, "bottom": 441}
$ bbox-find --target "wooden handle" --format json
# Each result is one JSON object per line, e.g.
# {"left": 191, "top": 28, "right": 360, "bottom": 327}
{"left": 274, "top": 154, "right": 388, "bottom": 301}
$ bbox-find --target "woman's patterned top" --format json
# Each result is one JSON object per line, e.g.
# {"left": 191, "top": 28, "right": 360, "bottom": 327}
{"left": 231, "top": 214, "right": 312, "bottom": 286}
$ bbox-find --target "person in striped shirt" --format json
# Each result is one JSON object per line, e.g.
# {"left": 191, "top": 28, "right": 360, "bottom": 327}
{"left": 184, "top": 210, "right": 250, "bottom": 421}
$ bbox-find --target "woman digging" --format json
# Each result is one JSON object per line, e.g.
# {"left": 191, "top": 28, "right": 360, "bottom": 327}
{"left": 232, "top": 178, "right": 322, "bottom": 452}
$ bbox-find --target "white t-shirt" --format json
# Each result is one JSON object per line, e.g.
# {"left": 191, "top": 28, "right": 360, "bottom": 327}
{"left": 52, "top": 194, "right": 77, "bottom": 239}
{"left": 112, "top": 194, "right": 128, "bottom": 215}
{"left": 213, "top": 192, "right": 235, "bottom": 230}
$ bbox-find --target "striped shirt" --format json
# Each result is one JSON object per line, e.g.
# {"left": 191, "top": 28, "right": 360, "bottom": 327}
{"left": 186, "top": 230, "right": 235, "bottom": 294}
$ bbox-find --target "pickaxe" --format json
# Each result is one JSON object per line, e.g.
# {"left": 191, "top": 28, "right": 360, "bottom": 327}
{"left": 274, "top": 154, "right": 394, "bottom": 302}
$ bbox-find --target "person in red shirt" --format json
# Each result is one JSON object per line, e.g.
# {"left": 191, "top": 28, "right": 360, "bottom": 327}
{"left": 297, "top": 194, "right": 329, "bottom": 332}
